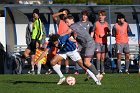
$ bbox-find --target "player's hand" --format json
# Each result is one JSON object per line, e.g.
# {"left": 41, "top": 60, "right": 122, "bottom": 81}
{"left": 62, "top": 10, "right": 67, "bottom": 15}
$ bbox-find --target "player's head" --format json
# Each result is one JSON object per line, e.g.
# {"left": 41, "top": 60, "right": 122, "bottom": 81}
{"left": 59, "top": 8, "right": 70, "bottom": 20}
{"left": 49, "top": 34, "right": 60, "bottom": 47}
{"left": 116, "top": 13, "right": 126, "bottom": 24}
{"left": 81, "top": 10, "right": 89, "bottom": 21}
{"left": 98, "top": 10, "right": 106, "bottom": 22}
{"left": 64, "top": 15, "right": 75, "bottom": 26}
{"left": 32, "top": 8, "right": 40, "bottom": 19}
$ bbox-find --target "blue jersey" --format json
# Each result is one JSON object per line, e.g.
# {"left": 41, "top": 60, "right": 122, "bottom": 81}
{"left": 47, "top": 34, "right": 76, "bottom": 53}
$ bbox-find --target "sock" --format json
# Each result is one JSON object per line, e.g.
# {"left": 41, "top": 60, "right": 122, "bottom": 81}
{"left": 86, "top": 69, "right": 98, "bottom": 82}
{"left": 52, "top": 64, "right": 64, "bottom": 78}
{"left": 75, "top": 63, "right": 79, "bottom": 72}
{"left": 101, "top": 60, "right": 104, "bottom": 72}
{"left": 31, "top": 64, "right": 34, "bottom": 71}
{"left": 96, "top": 60, "right": 100, "bottom": 72}
{"left": 89, "top": 64, "right": 98, "bottom": 75}
{"left": 117, "top": 60, "right": 121, "bottom": 71}
{"left": 125, "top": 60, "right": 130, "bottom": 71}
{"left": 37, "top": 63, "right": 42, "bottom": 74}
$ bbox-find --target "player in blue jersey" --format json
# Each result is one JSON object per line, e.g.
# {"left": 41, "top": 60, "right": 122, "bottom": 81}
{"left": 35, "top": 34, "right": 102, "bottom": 85}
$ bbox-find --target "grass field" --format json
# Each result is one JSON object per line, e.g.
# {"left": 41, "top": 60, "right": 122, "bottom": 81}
{"left": 0, "top": 74, "right": 140, "bottom": 93}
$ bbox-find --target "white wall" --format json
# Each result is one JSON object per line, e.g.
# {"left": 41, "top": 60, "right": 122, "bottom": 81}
{"left": 0, "top": 17, "right": 6, "bottom": 50}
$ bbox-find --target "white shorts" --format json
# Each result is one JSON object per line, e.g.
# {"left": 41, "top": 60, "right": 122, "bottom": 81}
{"left": 58, "top": 49, "right": 81, "bottom": 62}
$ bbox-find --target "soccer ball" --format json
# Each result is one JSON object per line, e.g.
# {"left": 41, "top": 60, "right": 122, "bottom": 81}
{"left": 66, "top": 76, "right": 76, "bottom": 86}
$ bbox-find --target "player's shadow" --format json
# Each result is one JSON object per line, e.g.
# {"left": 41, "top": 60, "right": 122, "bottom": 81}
{"left": 8, "top": 80, "right": 56, "bottom": 84}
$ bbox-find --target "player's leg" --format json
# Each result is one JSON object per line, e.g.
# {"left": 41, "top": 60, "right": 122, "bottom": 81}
{"left": 125, "top": 53, "right": 130, "bottom": 74}
{"left": 51, "top": 54, "right": 65, "bottom": 85}
{"left": 67, "top": 49, "right": 102, "bottom": 85}
{"left": 116, "top": 44, "right": 123, "bottom": 73}
{"left": 95, "top": 43, "right": 101, "bottom": 73}
{"left": 124, "top": 44, "right": 130, "bottom": 74}
{"left": 96, "top": 52, "right": 101, "bottom": 73}
{"left": 37, "top": 62, "right": 42, "bottom": 74}
{"left": 100, "top": 43, "right": 107, "bottom": 74}
{"left": 65, "top": 58, "right": 69, "bottom": 73}
{"left": 101, "top": 53, "right": 106, "bottom": 74}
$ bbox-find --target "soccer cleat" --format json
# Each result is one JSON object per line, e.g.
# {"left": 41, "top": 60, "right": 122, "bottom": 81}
{"left": 96, "top": 74, "right": 103, "bottom": 81}
{"left": 74, "top": 72, "right": 79, "bottom": 75}
{"left": 101, "top": 72, "right": 105, "bottom": 75}
{"left": 28, "top": 70, "right": 35, "bottom": 75}
{"left": 125, "top": 71, "right": 130, "bottom": 74}
{"left": 45, "top": 70, "right": 52, "bottom": 75}
{"left": 95, "top": 81, "right": 102, "bottom": 85}
{"left": 118, "top": 70, "right": 123, "bottom": 73}
{"left": 57, "top": 77, "right": 66, "bottom": 85}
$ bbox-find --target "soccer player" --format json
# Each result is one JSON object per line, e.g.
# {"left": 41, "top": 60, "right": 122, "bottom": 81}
{"left": 35, "top": 34, "right": 102, "bottom": 85}
{"left": 52, "top": 8, "right": 70, "bottom": 73}
{"left": 63, "top": 15, "right": 103, "bottom": 80}
{"left": 93, "top": 10, "right": 110, "bottom": 74}
{"left": 112, "top": 13, "right": 131, "bottom": 74}
{"left": 73, "top": 10, "right": 94, "bottom": 75}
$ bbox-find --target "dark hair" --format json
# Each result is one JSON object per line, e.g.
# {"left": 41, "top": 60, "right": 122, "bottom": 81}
{"left": 64, "top": 15, "right": 74, "bottom": 21}
{"left": 98, "top": 10, "right": 106, "bottom": 16}
{"left": 48, "top": 34, "right": 60, "bottom": 42}
{"left": 117, "top": 13, "right": 125, "bottom": 19}
{"left": 32, "top": 8, "right": 40, "bottom": 15}
{"left": 116, "top": 13, "right": 126, "bottom": 22}
{"left": 58, "top": 8, "right": 70, "bottom": 20}
{"left": 81, "top": 10, "right": 89, "bottom": 16}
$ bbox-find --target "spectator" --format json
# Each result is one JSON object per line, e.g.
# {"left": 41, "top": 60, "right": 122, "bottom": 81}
{"left": 93, "top": 10, "right": 110, "bottom": 74}
{"left": 112, "top": 13, "right": 131, "bottom": 74}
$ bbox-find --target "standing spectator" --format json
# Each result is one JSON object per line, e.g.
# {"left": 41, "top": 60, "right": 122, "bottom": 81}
{"left": 23, "top": 8, "right": 44, "bottom": 74}
{"left": 112, "top": 13, "right": 131, "bottom": 74}
{"left": 93, "top": 10, "right": 110, "bottom": 74}
{"left": 52, "top": 8, "right": 70, "bottom": 73}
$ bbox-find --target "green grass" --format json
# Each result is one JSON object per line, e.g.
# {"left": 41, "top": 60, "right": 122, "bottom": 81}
{"left": 0, "top": 74, "right": 140, "bottom": 93}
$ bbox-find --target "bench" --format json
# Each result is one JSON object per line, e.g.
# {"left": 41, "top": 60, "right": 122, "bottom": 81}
{"left": 13, "top": 45, "right": 27, "bottom": 53}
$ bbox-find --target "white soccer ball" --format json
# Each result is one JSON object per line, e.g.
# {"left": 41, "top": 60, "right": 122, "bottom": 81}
{"left": 66, "top": 76, "right": 76, "bottom": 86}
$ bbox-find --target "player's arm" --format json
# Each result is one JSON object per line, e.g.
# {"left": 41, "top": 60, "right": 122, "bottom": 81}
{"left": 35, "top": 49, "right": 48, "bottom": 63}
{"left": 91, "top": 23, "right": 95, "bottom": 38}
{"left": 52, "top": 10, "right": 67, "bottom": 21}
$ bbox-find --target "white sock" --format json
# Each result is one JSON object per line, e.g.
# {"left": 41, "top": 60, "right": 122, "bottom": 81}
{"left": 31, "top": 64, "right": 34, "bottom": 71}
{"left": 37, "top": 63, "right": 42, "bottom": 74}
{"left": 53, "top": 64, "right": 64, "bottom": 78}
{"left": 139, "top": 68, "right": 140, "bottom": 72}
{"left": 86, "top": 69, "right": 98, "bottom": 82}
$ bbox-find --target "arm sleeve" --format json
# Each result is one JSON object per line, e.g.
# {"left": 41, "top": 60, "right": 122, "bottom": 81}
{"left": 127, "top": 24, "right": 135, "bottom": 36}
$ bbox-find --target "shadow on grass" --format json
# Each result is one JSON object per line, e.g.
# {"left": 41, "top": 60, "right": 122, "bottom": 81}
{"left": 7, "top": 80, "right": 57, "bottom": 84}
